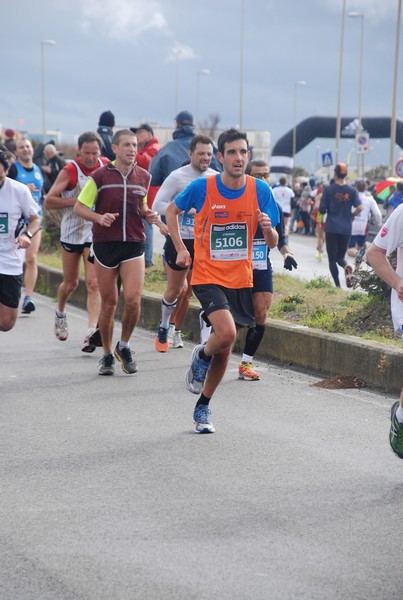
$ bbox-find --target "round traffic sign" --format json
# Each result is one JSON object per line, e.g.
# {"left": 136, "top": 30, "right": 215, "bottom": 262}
{"left": 395, "top": 159, "right": 403, "bottom": 178}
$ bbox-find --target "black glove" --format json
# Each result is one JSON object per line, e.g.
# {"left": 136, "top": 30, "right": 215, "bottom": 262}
{"left": 283, "top": 254, "right": 298, "bottom": 270}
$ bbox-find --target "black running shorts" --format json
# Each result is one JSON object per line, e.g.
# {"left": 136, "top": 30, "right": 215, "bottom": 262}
{"left": 192, "top": 283, "right": 255, "bottom": 328}
{"left": 0, "top": 273, "right": 23, "bottom": 308}
{"left": 92, "top": 241, "right": 144, "bottom": 269}
{"left": 61, "top": 241, "right": 92, "bottom": 255}
{"left": 163, "top": 235, "right": 194, "bottom": 271}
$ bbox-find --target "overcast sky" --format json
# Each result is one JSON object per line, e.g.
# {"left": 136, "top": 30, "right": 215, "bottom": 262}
{"left": 1, "top": 0, "right": 401, "bottom": 172}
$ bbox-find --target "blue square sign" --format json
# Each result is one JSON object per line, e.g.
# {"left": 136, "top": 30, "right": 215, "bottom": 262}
{"left": 322, "top": 152, "right": 333, "bottom": 167}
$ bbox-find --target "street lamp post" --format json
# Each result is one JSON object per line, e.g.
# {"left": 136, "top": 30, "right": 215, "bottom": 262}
{"left": 239, "top": 0, "right": 244, "bottom": 130}
{"left": 389, "top": 0, "right": 402, "bottom": 176}
{"left": 348, "top": 11, "right": 365, "bottom": 177}
{"left": 172, "top": 48, "right": 182, "bottom": 115}
{"left": 292, "top": 80, "right": 306, "bottom": 174}
{"left": 196, "top": 69, "right": 210, "bottom": 129}
{"left": 41, "top": 39, "right": 56, "bottom": 143}
{"left": 335, "top": 0, "right": 347, "bottom": 164}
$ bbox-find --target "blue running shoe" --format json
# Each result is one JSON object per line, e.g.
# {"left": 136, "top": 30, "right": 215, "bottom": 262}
{"left": 193, "top": 404, "right": 215, "bottom": 434}
{"left": 185, "top": 344, "right": 210, "bottom": 394}
{"left": 155, "top": 321, "right": 169, "bottom": 352}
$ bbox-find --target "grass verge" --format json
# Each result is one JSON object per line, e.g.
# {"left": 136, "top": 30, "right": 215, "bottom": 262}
{"left": 38, "top": 250, "right": 402, "bottom": 348}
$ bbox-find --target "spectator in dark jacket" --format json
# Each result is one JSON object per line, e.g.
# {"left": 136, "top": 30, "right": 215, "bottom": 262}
{"left": 97, "top": 110, "right": 115, "bottom": 161}
{"left": 149, "top": 111, "right": 197, "bottom": 188}
{"left": 148, "top": 110, "right": 221, "bottom": 207}
{"left": 41, "top": 144, "right": 66, "bottom": 192}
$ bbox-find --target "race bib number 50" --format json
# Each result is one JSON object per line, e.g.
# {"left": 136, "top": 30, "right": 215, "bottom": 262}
{"left": 210, "top": 222, "right": 248, "bottom": 260}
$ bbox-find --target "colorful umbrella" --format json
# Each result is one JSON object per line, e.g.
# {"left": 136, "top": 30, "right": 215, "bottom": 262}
{"left": 374, "top": 178, "right": 401, "bottom": 201}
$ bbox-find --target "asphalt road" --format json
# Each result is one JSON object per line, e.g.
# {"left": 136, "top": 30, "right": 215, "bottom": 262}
{"left": 1, "top": 295, "right": 403, "bottom": 600}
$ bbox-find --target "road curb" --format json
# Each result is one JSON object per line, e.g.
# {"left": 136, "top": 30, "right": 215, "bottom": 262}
{"left": 37, "top": 265, "right": 403, "bottom": 394}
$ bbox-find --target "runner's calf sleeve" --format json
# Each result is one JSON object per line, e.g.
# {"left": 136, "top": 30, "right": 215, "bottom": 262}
{"left": 161, "top": 297, "right": 177, "bottom": 328}
{"left": 243, "top": 324, "right": 265, "bottom": 358}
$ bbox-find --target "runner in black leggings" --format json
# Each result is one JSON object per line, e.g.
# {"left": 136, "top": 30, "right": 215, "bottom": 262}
{"left": 319, "top": 163, "right": 363, "bottom": 287}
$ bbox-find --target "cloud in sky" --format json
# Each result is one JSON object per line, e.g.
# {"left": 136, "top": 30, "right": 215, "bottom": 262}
{"left": 166, "top": 44, "right": 199, "bottom": 63}
{"left": 79, "top": 0, "right": 170, "bottom": 42}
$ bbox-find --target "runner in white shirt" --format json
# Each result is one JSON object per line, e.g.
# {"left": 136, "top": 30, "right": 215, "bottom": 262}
{"left": 348, "top": 180, "right": 382, "bottom": 258}
{"left": 0, "top": 152, "right": 41, "bottom": 331}
{"left": 367, "top": 204, "right": 403, "bottom": 459}
{"left": 272, "top": 175, "right": 294, "bottom": 235}
{"left": 152, "top": 135, "right": 218, "bottom": 352}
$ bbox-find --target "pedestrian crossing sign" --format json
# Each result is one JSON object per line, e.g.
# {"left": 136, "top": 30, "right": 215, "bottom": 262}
{"left": 321, "top": 152, "right": 333, "bottom": 167}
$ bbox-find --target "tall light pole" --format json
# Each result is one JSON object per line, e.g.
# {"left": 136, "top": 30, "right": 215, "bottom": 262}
{"left": 41, "top": 39, "right": 56, "bottom": 142}
{"left": 348, "top": 11, "right": 365, "bottom": 177}
{"left": 196, "top": 69, "right": 210, "bottom": 129}
{"left": 172, "top": 48, "right": 182, "bottom": 115}
{"left": 292, "top": 80, "right": 306, "bottom": 174}
{"left": 335, "top": 0, "right": 347, "bottom": 164}
{"left": 239, "top": 0, "right": 245, "bottom": 129}
{"left": 389, "top": 0, "right": 402, "bottom": 176}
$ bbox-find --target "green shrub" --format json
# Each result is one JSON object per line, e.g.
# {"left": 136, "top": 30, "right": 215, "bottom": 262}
{"left": 305, "top": 275, "right": 333, "bottom": 289}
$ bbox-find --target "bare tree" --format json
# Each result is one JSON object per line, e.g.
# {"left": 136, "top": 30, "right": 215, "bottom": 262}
{"left": 199, "top": 114, "right": 221, "bottom": 141}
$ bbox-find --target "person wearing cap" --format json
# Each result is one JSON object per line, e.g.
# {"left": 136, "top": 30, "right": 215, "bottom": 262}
{"left": 319, "top": 163, "right": 362, "bottom": 288}
{"left": 149, "top": 110, "right": 221, "bottom": 194}
{"left": 130, "top": 124, "right": 161, "bottom": 267}
{"left": 97, "top": 111, "right": 115, "bottom": 161}
{"left": 130, "top": 124, "right": 160, "bottom": 171}
{"left": 148, "top": 111, "right": 197, "bottom": 191}
{"left": 3, "top": 129, "right": 17, "bottom": 155}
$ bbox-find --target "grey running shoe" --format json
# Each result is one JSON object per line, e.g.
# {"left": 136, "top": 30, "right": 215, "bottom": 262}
{"left": 193, "top": 405, "right": 215, "bottom": 434}
{"left": 390, "top": 401, "right": 403, "bottom": 459}
{"left": 55, "top": 313, "right": 68, "bottom": 341}
{"left": 185, "top": 344, "right": 210, "bottom": 394}
{"left": 167, "top": 323, "right": 175, "bottom": 345}
{"left": 171, "top": 330, "right": 184, "bottom": 349}
{"left": 99, "top": 353, "right": 115, "bottom": 376}
{"left": 114, "top": 342, "right": 137, "bottom": 374}
{"left": 22, "top": 296, "right": 35, "bottom": 314}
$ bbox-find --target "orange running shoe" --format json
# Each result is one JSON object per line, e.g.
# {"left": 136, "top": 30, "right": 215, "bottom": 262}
{"left": 155, "top": 321, "right": 169, "bottom": 352}
{"left": 238, "top": 361, "right": 260, "bottom": 381}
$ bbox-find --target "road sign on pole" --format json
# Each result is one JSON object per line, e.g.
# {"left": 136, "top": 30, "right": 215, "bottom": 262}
{"left": 321, "top": 152, "right": 333, "bottom": 167}
{"left": 395, "top": 159, "right": 403, "bottom": 178}
{"left": 356, "top": 132, "right": 369, "bottom": 154}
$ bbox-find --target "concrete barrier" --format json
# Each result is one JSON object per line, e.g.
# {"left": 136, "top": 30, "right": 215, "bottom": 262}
{"left": 37, "top": 265, "right": 403, "bottom": 394}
